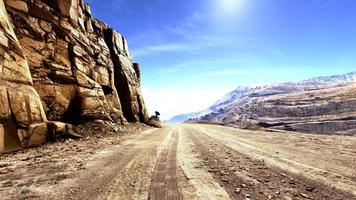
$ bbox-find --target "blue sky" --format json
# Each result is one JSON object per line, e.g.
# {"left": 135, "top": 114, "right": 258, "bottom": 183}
{"left": 86, "top": 0, "right": 356, "bottom": 119}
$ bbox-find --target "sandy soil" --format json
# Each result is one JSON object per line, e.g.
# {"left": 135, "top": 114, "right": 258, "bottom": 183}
{"left": 176, "top": 126, "right": 231, "bottom": 200}
{"left": 191, "top": 124, "right": 356, "bottom": 196}
{"left": 184, "top": 124, "right": 355, "bottom": 200}
{"left": 0, "top": 123, "right": 355, "bottom": 200}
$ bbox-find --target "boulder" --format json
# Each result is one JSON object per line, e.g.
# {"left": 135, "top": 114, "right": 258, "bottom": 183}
{"left": 4, "top": 0, "right": 28, "bottom": 12}
{"left": 27, "top": 123, "right": 47, "bottom": 147}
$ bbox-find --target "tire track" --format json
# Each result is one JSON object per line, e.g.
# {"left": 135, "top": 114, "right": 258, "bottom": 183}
{"left": 54, "top": 128, "right": 168, "bottom": 200}
{"left": 176, "top": 125, "right": 232, "bottom": 200}
{"left": 149, "top": 129, "right": 181, "bottom": 200}
{"left": 57, "top": 147, "right": 141, "bottom": 200}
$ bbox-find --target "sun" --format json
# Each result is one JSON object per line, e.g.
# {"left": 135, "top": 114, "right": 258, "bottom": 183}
{"left": 219, "top": 0, "right": 246, "bottom": 14}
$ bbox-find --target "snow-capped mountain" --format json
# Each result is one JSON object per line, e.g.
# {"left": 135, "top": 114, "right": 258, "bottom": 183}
{"left": 167, "top": 87, "right": 252, "bottom": 123}
{"left": 208, "top": 86, "right": 252, "bottom": 111}
{"left": 304, "top": 71, "right": 356, "bottom": 84}
{"left": 167, "top": 111, "right": 202, "bottom": 123}
{"left": 168, "top": 71, "right": 356, "bottom": 123}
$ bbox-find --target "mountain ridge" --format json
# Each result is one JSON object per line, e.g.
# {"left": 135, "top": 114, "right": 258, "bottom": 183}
{"left": 168, "top": 71, "right": 356, "bottom": 129}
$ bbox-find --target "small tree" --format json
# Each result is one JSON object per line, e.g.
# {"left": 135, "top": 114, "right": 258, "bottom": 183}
{"left": 150, "top": 111, "right": 161, "bottom": 121}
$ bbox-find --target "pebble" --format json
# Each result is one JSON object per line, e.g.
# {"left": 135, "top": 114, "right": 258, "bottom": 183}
{"left": 235, "top": 188, "right": 241, "bottom": 194}
{"left": 241, "top": 183, "right": 247, "bottom": 188}
{"left": 289, "top": 179, "right": 296, "bottom": 185}
{"left": 221, "top": 178, "right": 229, "bottom": 182}
{"left": 301, "top": 193, "right": 309, "bottom": 198}
{"left": 306, "top": 186, "right": 315, "bottom": 192}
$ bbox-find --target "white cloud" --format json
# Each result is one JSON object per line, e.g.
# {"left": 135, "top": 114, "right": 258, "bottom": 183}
{"left": 190, "top": 70, "right": 246, "bottom": 79}
{"left": 129, "top": 3, "right": 285, "bottom": 59}
{"left": 132, "top": 43, "right": 198, "bottom": 57}
{"left": 175, "top": 57, "right": 249, "bottom": 68}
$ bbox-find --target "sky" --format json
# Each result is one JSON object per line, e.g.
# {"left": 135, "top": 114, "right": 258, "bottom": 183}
{"left": 86, "top": 0, "right": 356, "bottom": 120}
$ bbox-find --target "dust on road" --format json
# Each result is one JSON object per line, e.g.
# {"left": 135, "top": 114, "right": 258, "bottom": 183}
{"left": 0, "top": 124, "right": 355, "bottom": 200}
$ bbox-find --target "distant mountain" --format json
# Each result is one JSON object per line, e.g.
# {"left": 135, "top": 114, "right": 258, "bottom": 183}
{"left": 169, "top": 71, "right": 356, "bottom": 123}
{"left": 166, "top": 87, "right": 250, "bottom": 123}
{"left": 304, "top": 71, "right": 356, "bottom": 84}
{"left": 170, "top": 71, "right": 356, "bottom": 135}
{"left": 167, "top": 112, "right": 201, "bottom": 123}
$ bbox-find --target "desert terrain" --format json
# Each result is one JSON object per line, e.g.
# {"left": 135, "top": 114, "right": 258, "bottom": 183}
{"left": 0, "top": 124, "right": 355, "bottom": 200}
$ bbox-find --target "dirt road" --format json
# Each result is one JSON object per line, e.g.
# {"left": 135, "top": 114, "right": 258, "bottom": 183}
{"left": 0, "top": 124, "right": 355, "bottom": 200}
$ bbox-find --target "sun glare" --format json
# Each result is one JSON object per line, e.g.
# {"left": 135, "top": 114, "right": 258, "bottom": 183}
{"left": 219, "top": 0, "right": 246, "bottom": 13}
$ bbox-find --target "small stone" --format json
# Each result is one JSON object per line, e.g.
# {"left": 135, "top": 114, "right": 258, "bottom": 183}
{"left": 289, "top": 179, "right": 296, "bottom": 185}
{"left": 221, "top": 178, "right": 228, "bottom": 182}
{"left": 269, "top": 185, "right": 275, "bottom": 189}
{"left": 241, "top": 184, "right": 247, "bottom": 188}
{"left": 306, "top": 186, "right": 315, "bottom": 192}
{"left": 301, "top": 193, "right": 309, "bottom": 198}
{"left": 235, "top": 188, "right": 241, "bottom": 194}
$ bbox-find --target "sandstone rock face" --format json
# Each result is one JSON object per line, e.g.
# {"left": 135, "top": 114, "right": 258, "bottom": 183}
{"left": 0, "top": 0, "right": 148, "bottom": 152}
{"left": 104, "top": 29, "right": 148, "bottom": 122}
{"left": 0, "top": 0, "right": 47, "bottom": 152}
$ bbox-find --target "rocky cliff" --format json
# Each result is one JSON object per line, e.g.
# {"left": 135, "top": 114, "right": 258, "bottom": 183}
{"left": 0, "top": 0, "right": 148, "bottom": 152}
